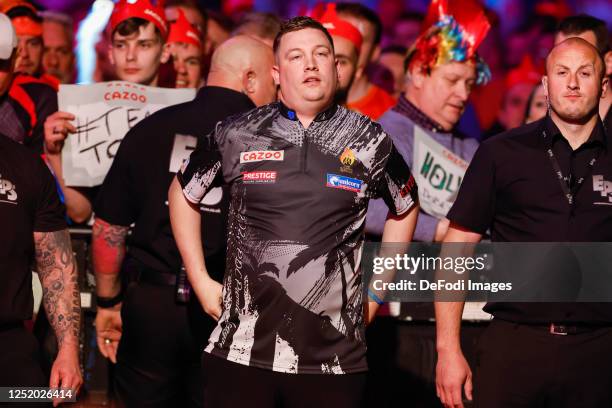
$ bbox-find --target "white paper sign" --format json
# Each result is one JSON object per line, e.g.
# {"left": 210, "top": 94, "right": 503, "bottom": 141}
{"left": 412, "top": 126, "right": 469, "bottom": 219}
{"left": 60, "top": 81, "right": 195, "bottom": 187}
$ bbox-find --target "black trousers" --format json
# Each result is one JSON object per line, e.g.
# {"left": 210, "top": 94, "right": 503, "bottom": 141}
{"left": 474, "top": 319, "right": 612, "bottom": 408}
{"left": 202, "top": 353, "right": 367, "bottom": 408}
{"left": 113, "top": 282, "right": 216, "bottom": 408}
{"left": 0, "top": 325, "right": 49, "bottom": 407}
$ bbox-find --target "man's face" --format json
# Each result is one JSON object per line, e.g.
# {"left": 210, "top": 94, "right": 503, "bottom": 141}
{"left": 337, "top": 13, "right": 376, "bottom": 67}
{"left": 109, "top": 22, "right": 168, "bottom": 85}
{"left": 15, "top": 34, "right": 43, "bottom": 75}
{"left": 273, "top": 28, "right": 336, "bottom": 110}
{"left": 333, "top": 35, "right": 358, "bottom": 96}
{"left": 499, "top": 82, "right": 534, "bottom": 130}
{"left": 42, "top": 20, "right": 74, "bottom": 83}
{"left": 379, "top": 52, "right": 405, "bottom": 98}
{"left": 415, "top": 61, "right": 476, "bottom": 130}
{"left": 544, "top": 42, "right": 605, "bottom": 123}
{"left": 170, "top": 42, "right": 202, "bottom": 88}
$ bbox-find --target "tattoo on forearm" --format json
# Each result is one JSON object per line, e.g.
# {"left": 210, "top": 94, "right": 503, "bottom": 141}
{"left": 34, "top": 229, "right": 81, "bottom": 348}
{"left": 92, "top": 219, "right": 129, "bottom": 273}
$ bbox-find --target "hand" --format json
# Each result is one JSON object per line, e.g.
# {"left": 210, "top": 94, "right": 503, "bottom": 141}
{"left": 436, "top": 348, "right": 473, "bottom": 407}
{"left": 44, "top": 111, "right": 76, "bottom": 155}
{"left": 95, "top": 305, "right": 122, "bottom": 363}
{"left": 434, "top": 218, "right": 451, "bottom": 242}
{"left": 49, "top": 344, "right": 82, "bottom": 407}
{"left": 200, "top": 277, "right": 223, "bottom": 321}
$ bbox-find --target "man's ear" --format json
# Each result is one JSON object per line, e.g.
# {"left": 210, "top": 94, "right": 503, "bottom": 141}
{"left": 159, "top": 42, "right": 171, "bottom": 64}
{"left": 601, "top": 76, "right": 609, "bottom": 99}
{"left": 272, "top": 65, "right": 280, "bottom": 86}
{"left": 542, "top": 75, "right": 549, "bottom": 98}
{"left": 243, "top": 69, "right": 256, "bottom": 94}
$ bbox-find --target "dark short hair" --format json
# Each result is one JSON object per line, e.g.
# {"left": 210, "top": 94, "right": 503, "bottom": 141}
{"left": 272, "top": 16, "right": 334, "bottom": 55}
{"left": 557, "top": 14, "right": 609, "bottom": 54}
{"left": 112, "top": 17, "right": 164, "bottom": 42}
{"left": 336, "top": 2, "right": 382, "bottom": 45}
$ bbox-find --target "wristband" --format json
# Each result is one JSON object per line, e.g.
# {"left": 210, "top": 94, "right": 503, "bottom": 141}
{"left": 367, "top": 288, "right": 384, "bottom": 305}
{"left": 96, "top": 291, "right": 123, "bottom": 308}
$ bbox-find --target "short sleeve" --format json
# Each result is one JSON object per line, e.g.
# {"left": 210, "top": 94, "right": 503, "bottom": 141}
{"left": 34, "top": 158, "right": 67, "bottom": 232}
{"left": 177, "top": 126, "right": 223, "bottom": 204}
{"left": 374, "top": 143, "right": 418, "bottom": 216}
{"left": 94, "top": 129, "right": 137, "bottom": 226}
{"left": 446, "top": 142, "right": 496, "bottom": 234}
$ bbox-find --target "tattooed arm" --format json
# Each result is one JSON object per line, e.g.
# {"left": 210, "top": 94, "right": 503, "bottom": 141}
{"left": 91, "top": 217, "right": 129, "bottom": 363}
{"left": 34, "top": 229, "right": 83, "bottom": 398}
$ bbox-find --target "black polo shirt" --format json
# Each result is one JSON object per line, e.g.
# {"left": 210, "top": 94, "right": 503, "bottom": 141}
{"left": 448, "top": 115, "right": 612, "bottom": 323}
{"left": 0, "top": 135, "right": 66, "bottom": 325}
{"left": 94, "top": 87, "right": 255, "bottom": 277}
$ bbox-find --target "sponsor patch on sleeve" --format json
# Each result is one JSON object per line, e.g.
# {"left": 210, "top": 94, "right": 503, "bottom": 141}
{"left": 326, "top": 173, "right": 363, "bottom": 193}
{"left": 240, "top": 150, "right": 285, "bottom": 163}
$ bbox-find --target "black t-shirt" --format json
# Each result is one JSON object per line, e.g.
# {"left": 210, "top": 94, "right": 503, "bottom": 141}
{"left": 178, "top": 102, "right": 418, "bottom": 374}
{"left": 448, "top": 115, "right": 612, "bottom": 323}
{"left": 0, "top": 135, "right": 66, "bottom": 325}
{"left": 94, "top": 87, "right": 255, "bottom": 275}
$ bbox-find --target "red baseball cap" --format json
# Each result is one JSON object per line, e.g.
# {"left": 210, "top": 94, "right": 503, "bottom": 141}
{"left": 109, "top": 0, "right": 168, "bottom": 39}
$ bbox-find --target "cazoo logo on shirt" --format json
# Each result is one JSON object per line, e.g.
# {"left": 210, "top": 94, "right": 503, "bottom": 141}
{"left": 240, "top": 150, "right": 284, "bottom": 163}
{"left": 0, "top": 174, "right": 18, "bottom": 204}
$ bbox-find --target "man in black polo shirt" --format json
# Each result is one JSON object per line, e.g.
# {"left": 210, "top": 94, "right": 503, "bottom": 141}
{"left": 435, "top": 38, "right": 610, "bottom": 408}
{"left": 92, "top": 35, "right": 276, "bottom": 407}
{"left": 169, "top": 17, "right": 419, "bottom": 408}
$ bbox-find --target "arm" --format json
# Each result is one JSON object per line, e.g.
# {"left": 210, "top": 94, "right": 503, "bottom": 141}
{"left": 435, "top": 224, "right": 482, "bottom": 408}
{"left": 169, "top": 176, "right": 223, "bottom": 320}
{"left": 44, "top": 111, "right": 93, "bottom": 223}
{"left": 365, "top": 204, "right": 419, "bottom": 323}
{"left": 91, "top": 217, "right": 128, "bottom": 363}
{"left": 34, "top": 229, "right": 83, "bottom": 398}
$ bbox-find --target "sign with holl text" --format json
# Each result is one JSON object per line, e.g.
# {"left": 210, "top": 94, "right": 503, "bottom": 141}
{"left": 412, "top": 126, "right": 469, "bottom": 219}
{"left": 60, "top": 81, "right": 195, "bottom": 187}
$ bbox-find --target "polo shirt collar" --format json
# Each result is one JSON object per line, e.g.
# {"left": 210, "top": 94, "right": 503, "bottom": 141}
{"left": 543, "top": 114, "right": 607, "bottom": 150}
{"left": 278, "top": 101, "right": 338, "bottom": 122}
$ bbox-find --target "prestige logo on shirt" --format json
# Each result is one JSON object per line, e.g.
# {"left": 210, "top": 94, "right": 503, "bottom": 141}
{"left": 326, "top": 173, "right": 363, "bottom": 193}
{"left": 0, "top": 174, "right": 18, "bottom": 204}
{"left": 242, "top": 171, "right": 277, "bottom": 184}
{"left": 240, "top": 150, "right": 285, "bottom": 163}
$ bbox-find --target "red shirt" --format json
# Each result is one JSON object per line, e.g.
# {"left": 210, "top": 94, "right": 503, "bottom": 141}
{"left": 347, "top": 84, "right": 396, "bottom": 120}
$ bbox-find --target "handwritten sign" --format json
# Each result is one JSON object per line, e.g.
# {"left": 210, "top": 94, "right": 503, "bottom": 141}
{"left": 412, "top": 126, "right": 469, "bottom": 219}
{"left": 60, "top": 81, "right": 195, "bottom": 187}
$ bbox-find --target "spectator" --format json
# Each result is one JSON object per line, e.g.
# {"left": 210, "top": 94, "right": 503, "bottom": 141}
{"left": 41, "top": 11, "right": 75, "bottom": 84}
{"left": 524, "top": 82, "right": 547, "bottom": 124}
{"left": 336, "top": 2, "right": 396, "bottom": 120}
{"left": 167, "top": 9, "right": 203, "bottom": 88}
{"left": 232, "top": 11, "right": 281, "bottom": 47}
{"left": 377, "top": 45, "right": 407, "bottom": 99}
{"left": 318, "top": 3, "right": 362, "bottom": 105}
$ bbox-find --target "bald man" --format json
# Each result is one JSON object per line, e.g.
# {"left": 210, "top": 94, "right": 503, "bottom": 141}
{"left": 435, "top": 37, "right": 611, "bottom": 408}
{"left": 553, "top": 15, "right": 611, "bottom": 130}
{"left": 91, "top": 35, "right": 276, "bottom": 407}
